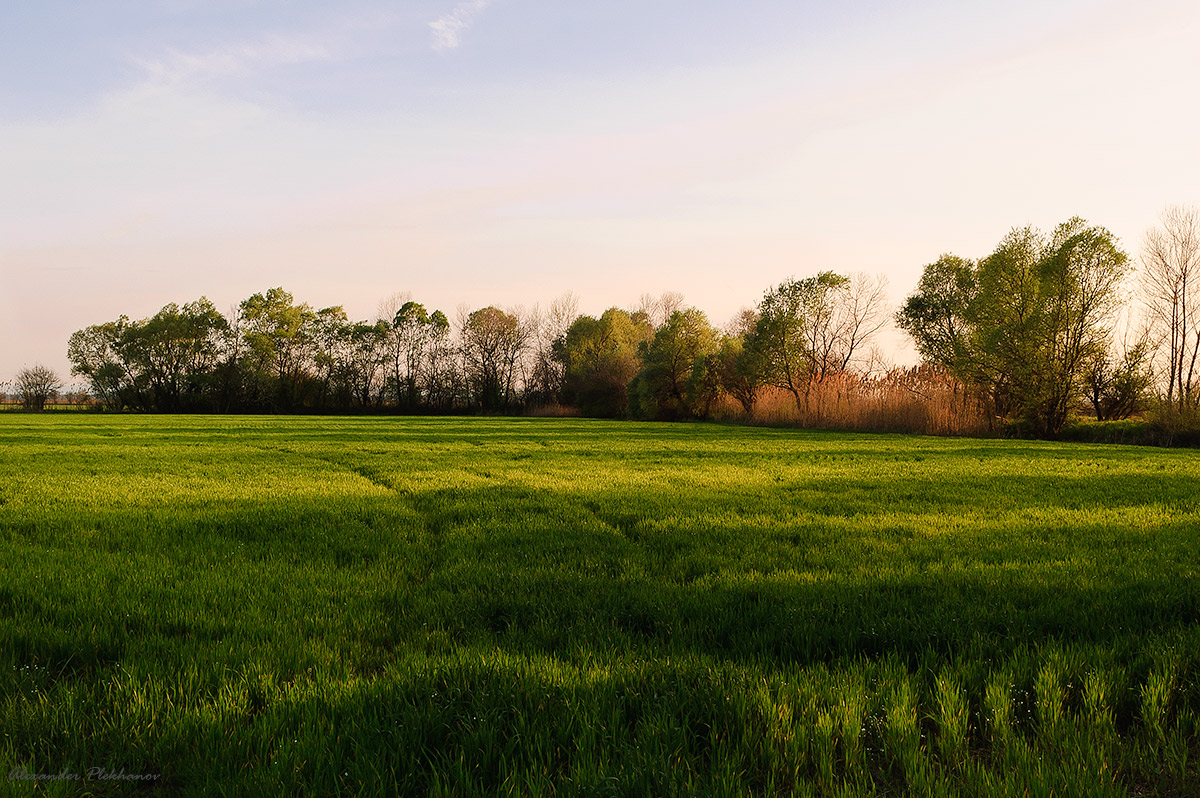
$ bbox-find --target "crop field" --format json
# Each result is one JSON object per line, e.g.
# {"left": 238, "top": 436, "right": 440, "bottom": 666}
{"left": 1, "top": 415, "right": 1199, "bottom": 796}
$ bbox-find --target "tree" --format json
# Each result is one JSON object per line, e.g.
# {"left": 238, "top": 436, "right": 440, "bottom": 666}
{"left": 391, "top": 301, "right": 431, "bottom": 410}
{"left": 896, "top": 254, "right": 977, "bottom": 373}
{"left": 969, "top": 226, "right": 1047, "bottom": 418}
{"left": 629, "top": 308, "right": 720, "bottom": 419}
{"left": 715, "top": 308, "right": 763, "bottom": 414}
{"left": 715, "top": 336, "right": 761, "bottom": 414}
{"left": 1142, "top": 205, "right": 1200, "bottom": 409}
{"left": 900, "top": 219, "right": 1131, "bottom": 435}
{"left": 344, "top": 320, "right": 390, "bottom": 408}
{"left": 806, "top": 272, "right": 889, "bottom": 381}
{"left": 635, "top": 291, "right": 686, "bottom": 330}
{"left": 67, "top": 318, "right": 136, "bottom": 410}
{"left": 460, "top": 306, "right": 528, "bottom": 410}
{"left": 970, "top": 221, "right": 1129, "bottom": 433}
{"left": 120, "top": 298, "right": 228, "bottom": 411}
{"left": 555, "top": 308, "right": 650, "bottom": 417}
{"left": 751, "top": 271, "right": 887, "bottom": 415}
{"left": 239, "top": 288, "right": 316, "bottom": 410}
{"left": 1032, "top": 219, "right": 1130, "bottom": 432}
{"left": 311, "top": 306, "right": 352, "bottom": 407}
{"left": 1084, "top": 336, "right": 1153, "bottom": 421}
{"left": 526, "top": 293, "right": 579, "bottom": 407}
{"left": 210, "top": 303, "right": 248, "bottom": 412}
{"left": 16, "top": 365, "right": 62, "bottom": 411}
{"left": 422, "top": 310, "right": 455, "bottom": 410}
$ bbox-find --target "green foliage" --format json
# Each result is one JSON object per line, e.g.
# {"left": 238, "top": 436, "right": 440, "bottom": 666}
{"left": 555, "top": 308, "right": 649, "bottom": 417}
{"left": 66, "top": 289, "right": 467, "bottom": 414}
{"left": 1085, "top": 341, "right": 1154, "bottom": 421}
{"left": 124, "top": 298, "right": 228, "bottom": 411}
{"left": 750, "top": 271, "right": 886, "bottom": 419}
{"left": 67, "top": 299, "right": 231, "bottom": 412}
{"left": 2, "top": 415, "right": 1199, "bottom": 794}
{"left": 628, "top": 308, "right": 719, "bottom": 419}
{"left": 900, "top": 219, "right": 1131, "bottom": 435}
{"left": 715, "top": 333, "right": 763, "bottom": 413}
{"left": 239, "top": 287, "right": 318, "bottom": 410}
{"left": 67, "top": 318, "right": 131, "bottom": 410}
{"left": 895, "top": 254, "right": 977, "bottom": 372}
{"left": 753, "top": 272, "right": 848, "bottom": 405}
{"left": 391, "top": 301, "right": 431, "bottom": 409}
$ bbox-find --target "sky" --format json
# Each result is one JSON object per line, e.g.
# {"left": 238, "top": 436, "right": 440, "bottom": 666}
{"left": 2, "top": 0, "right": 1199, "bottom": 385}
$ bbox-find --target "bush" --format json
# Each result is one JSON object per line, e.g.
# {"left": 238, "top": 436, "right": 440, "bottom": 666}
{"left": 1146, "top": 401, "right": 1200, "bottom": 447}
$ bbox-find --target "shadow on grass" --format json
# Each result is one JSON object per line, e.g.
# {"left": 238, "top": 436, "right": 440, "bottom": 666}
{"left": 2, "top": 467, "right": 1198, "bottom": 677}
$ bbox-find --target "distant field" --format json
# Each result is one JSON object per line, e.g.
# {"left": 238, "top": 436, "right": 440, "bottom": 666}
{"left": 1, "top": 415, "right": 1198, "bottom": 796}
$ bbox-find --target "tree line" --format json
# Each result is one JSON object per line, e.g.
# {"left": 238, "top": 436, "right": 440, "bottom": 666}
{"left": 58, "top": 273, "right": 889, "bottom": 420}
{"left": 32, "top": 206, "right": 1199, "bottom": 436}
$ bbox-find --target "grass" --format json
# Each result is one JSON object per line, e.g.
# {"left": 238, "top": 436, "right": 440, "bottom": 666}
{"left": 1, "top": 415, "right": 1198, "bottom": 796}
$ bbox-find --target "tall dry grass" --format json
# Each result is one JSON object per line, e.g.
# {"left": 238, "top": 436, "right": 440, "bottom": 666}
{"left": 737, "top": 366, "right": 992, "bottom": 436}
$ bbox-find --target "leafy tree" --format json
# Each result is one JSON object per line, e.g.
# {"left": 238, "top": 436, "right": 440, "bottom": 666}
{"left": 1032, "top": 219, "right": 1130, "bottom": 432}
{"left": 391, "top": 301, "right": 431, "bottom": 409}
{"left": 120, "top": 298, "right": 228, "bottom": 411}
{"left": 310, "top": 308, "right": 390, "bottom": 409}
{"left": 971, "top": 226, "right": 1055, "bottom": 419}
{"left": 896, "top": 255, "right": 977, "bottom": 374}
{"left": 752, "top": 275, "right": 828, "bottom": 409}
{"left": 311, "top": 306, "right": 352, "bottom": 407}
{"left": 629, "top": 308, "right": 719, "bottom": 419}
{"left": 422, "top": 310, "right": 455, "bottom": 410}
{"left": 67, "top": 318, "right": 137, "bottom": 410}
{"left": 239, "top": 288, "right": 316, "bottom": 410}
{"left": 714, "top": 309, "right": 764, "bottom": 414}
{"left": 715, "top": 335, "right": 762, "bottom": 414}
{"left": 1085, "top": 339, "right": 1153, "bottom": 421}
{"left": 752, "top": 272, "right": 886, "bottom": 415}
{"left": 344, "top": 320, "right": 391, "bottom": 408}
{"left": 555, "top": 308, "right": 650, "bottom": 417}
{"left": 900, "top": 219, "right": 1131, "bottom": 435}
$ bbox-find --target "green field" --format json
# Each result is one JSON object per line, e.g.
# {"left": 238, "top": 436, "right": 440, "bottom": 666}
{"left": 1, "top": 415, "right": 1198, "bottom": 796}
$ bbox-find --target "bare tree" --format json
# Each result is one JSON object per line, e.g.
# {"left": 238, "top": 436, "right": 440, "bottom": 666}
{"left": 16, "top": 365, "right": 62, "bottom": 411}
{"left": 635, "top": 291, "right": 685, "bottom": 329}
{"left": 376, "top": 291, "right": 413, "bottom": 326}
{"left": 526, "top": 292, "right": 579, "bottom": 405}
{"left": 832, "top": 273, "right": 890, "bottom": 373}
{"left": 1142, "top": 205, "right": 1200, "bottom": 408}
{"left": 803, "top": 273, "right": 890, "bottom": 388}
{"left": 724, "top": 307, "right": 759, "bottom": 339}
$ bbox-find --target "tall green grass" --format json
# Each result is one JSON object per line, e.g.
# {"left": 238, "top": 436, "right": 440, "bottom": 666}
{"left": 1, "top": 416, "right": 1198, "bottom": 795}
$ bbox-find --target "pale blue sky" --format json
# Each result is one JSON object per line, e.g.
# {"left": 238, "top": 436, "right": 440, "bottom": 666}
{"left": 3, "top": 0, "right": 1198, "bottom": 383}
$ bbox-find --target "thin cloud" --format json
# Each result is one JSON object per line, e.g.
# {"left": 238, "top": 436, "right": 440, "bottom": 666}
{"left": 429, "top": 0, "right": 495, "bottom": 52}
{"left": 131, "top": 32, "right": 337, "bottom": 86}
